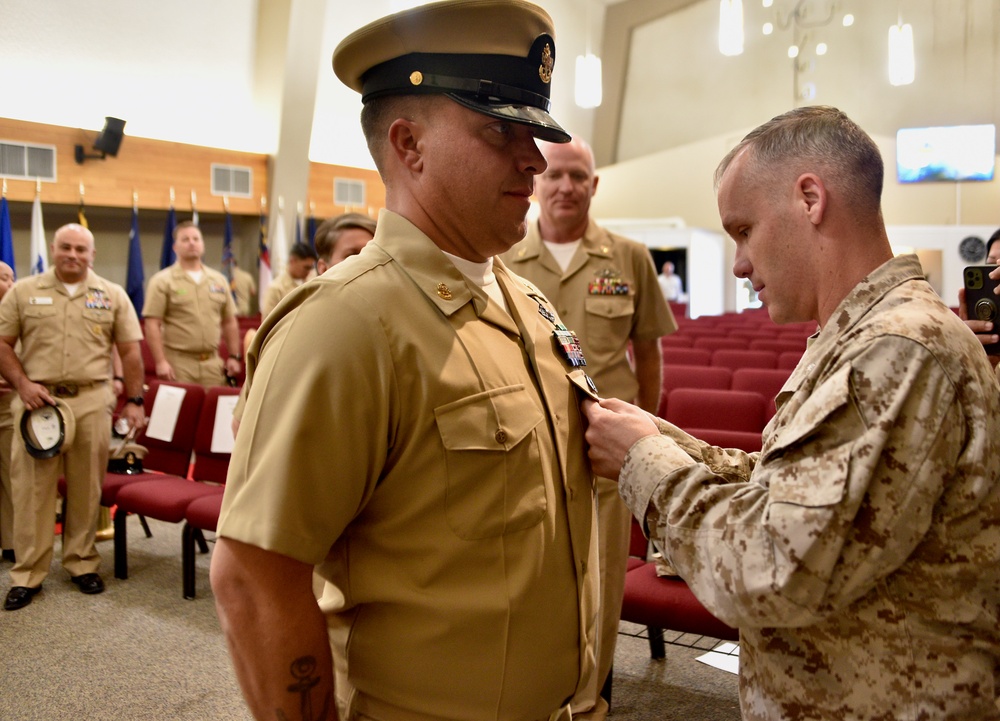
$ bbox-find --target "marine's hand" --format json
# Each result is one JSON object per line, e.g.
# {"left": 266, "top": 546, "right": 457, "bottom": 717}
{"left": 582, "top": 397, "right": 659, "bottom": 481}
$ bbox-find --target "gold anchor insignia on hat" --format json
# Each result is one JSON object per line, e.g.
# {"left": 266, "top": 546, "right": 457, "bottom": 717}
{"left": 539, "top": 43, "right": 553, "bottom": 84}
{"left": 436, "top": 283, "right": 453, "bottom": 300}
{"left": 409, "top": 71, "right": 423, "bottom": 86}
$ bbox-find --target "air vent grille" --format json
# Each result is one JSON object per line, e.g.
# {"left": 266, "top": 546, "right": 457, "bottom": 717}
{"left": 334, "top": 177, "right": 365, "bottom": 208}
{"left": 0, "top": 141, "right": 56, "bottom": 181}
{"left": 211, "top": 163, "right": 253, "bottom": 198}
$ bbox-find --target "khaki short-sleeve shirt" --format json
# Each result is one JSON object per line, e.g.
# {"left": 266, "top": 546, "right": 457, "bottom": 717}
{"left": 0, "top": 269, "right": 142, "bottom": 383}
{"left": 142, "top": 263, "right": 236, "bottom": 353}
{"left": 502, "top": 219, "right": 676, "bottom": 402}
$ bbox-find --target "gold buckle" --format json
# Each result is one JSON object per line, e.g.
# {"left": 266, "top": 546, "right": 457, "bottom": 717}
{"left": 54, "top": 383, "right": 78, "bottom": 398}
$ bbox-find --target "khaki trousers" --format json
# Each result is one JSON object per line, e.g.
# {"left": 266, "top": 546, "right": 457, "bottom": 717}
{"left": 570, "top": 476, "right": 631, "bottom": 721}
{"left": 9, "top": 383, "right": 114, "bottom": 588}
{"left": 0, "top": 391, "right": 14, "bottom": 550}
{"left": 165, "top": 348, "right": 225, "bottom": 388}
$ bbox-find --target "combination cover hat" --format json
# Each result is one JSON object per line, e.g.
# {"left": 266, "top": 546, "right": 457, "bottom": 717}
{"left": 20, "top": 398, "right": 76, "bottom": 460}
{"left": 332, "top": 0, "right": 571, "bottom": 143}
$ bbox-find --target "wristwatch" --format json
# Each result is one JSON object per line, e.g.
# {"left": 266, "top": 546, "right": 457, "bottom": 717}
{"left": 126, "top": 396, "right": 144, "bottom": 407}
{"left": 229, "top": 354, "right": 243, "bottom": 361}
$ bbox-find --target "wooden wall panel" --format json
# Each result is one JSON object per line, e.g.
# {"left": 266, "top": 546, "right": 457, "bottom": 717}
{"left": 0, "top": 117, "right": 268, "bottom": 215}
{"left": 307, "top": 162, "right": 385, "bottom": 220}
{"left": 0, "top": 117, "right": 385, "bottom": 221}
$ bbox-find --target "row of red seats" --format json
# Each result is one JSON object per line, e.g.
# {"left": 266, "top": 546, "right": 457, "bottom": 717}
{"left": 107, "top": 381, "right": 239, "bottom": 599}
{"left": 662, "top": 346, "right": 802, "bottom": 372}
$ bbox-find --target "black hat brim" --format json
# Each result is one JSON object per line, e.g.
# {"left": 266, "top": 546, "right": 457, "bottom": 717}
{"left": 447, "top": 93, "right": 571, "bottom": 144}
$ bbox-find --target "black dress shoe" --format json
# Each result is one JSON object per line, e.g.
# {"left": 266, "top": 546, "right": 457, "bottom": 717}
{"left": 70, "top": 573, "right": 105, "bottom": 595}
{"left": 4, "top": 586, "right": 41, "bottom": 611}
{"left": 1, "top": 549, "right": 14, "bottom": 563}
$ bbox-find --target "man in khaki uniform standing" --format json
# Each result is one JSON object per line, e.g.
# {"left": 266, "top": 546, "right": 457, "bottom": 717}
{"left": 0, "top": 261, "right": 16, "bottom": 563}
{"left": 211, "top": 3, "right": 599, "bottom": 720}
{"left": 143, "top": 221, "right": 242, "bottom": 387}
{"left": 502, "top": 134, "right": 675, "bottom": 719}
{"left": 0, "top": 224, "right": 145, "bottom": 611}
{"left": 259, "top": 242, "right": 317, "bottom": 317}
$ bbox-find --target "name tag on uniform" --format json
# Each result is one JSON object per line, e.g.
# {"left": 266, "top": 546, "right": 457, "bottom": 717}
{"left": 29, "top": 297, "right": 54, "bottom": 305}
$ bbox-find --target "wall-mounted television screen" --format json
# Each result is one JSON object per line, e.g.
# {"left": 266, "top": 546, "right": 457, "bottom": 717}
{"left": 896, "top": 124, "right": 996, "bottom": 183}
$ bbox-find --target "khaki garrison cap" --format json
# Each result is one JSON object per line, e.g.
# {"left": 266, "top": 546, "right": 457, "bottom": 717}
{"left": 332, "top": 0, "right": 571, "bottom": 143}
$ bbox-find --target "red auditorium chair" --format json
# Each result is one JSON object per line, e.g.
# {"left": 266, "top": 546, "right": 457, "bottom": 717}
{"left": 658, "top": 365, "right": 732, "bottom": 417}
{"left": 112, "top": 386, "right": 239, "bottom": 583}
{"left": 693, "top": 337, "right": 746, "bottom": 352}
{"left": 731, "top": 367, "right": 792, "bottom": 422}
{"left": 620, "top": 519, "right": 739, "bottom": 663}
{"left": 662, "top": 347, "right": 712, "bottom": 366}
{"left": 685, "top": 427, "right": 763, "bottom": 453}
{"left": 666, "top": 388, "right": 768, "bottom": 433}
{"left": 660, "top": 335, "right": 694, "bottom": 348}
{"left": 749, "top": 339, "right": 807, "bottom": 354}
{"left": 710, "top": 348, "right": 778, "bottom": 371}
{"left": 777, "top": 350, "right": 804, "bottom": 370}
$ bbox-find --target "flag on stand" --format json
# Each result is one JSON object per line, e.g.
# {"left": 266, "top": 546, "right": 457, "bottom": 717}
{"left": 126, "top": 204, "right": 145, "bottom": 316}
{"left": 0, "top": 197, "right": 15, "bottom": 278}
{"left": 258, "top": 208, "right": 271, "bottom": 301}
{"left": 160, "top": 206, "right": 176, "bottom": 269}
{"left": 30, "top": 194, "right": 47, "bottom": 275}
{"left": 77, "top": 198, "right": 88, "bottom": 228}
{"left": 271, "top": 207, "right": 289, "bottom": 282}
{"left": 221, "top": 210, "right": 235, "bottom": 299}
{"left": 307, "top": 213, "right": 318, "bottom": 249}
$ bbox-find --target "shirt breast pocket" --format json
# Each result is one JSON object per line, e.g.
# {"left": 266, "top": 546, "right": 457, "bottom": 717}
{"left": 82, "top": 309, "right": 112, "bottom": 326}
{"left": 435, "top": 385, "right": 547, "bottom": 540}
{"left": 23, "top": 305, "right": 58, "bottom": 328}
{"left": 584, "top": 295, "right": 635, "bottom": 352}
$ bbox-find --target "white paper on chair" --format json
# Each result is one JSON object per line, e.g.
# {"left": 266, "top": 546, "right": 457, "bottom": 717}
{"left": 210, "top": 395, "right": 238, "bottom": 454}
{"left": 696, "top": 642, "right": 740, "bottom": 675}
{"left": 144, "top": 385, "right": 187, "bottom": 442}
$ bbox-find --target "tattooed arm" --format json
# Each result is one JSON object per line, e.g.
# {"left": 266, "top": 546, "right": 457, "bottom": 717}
{"left": 212, "top": 537, "right": 336, "bottom": 721}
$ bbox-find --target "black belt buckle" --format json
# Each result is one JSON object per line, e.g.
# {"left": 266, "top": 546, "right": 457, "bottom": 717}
{"left": 54, "top": 383, "right": 78, "bottom": 398}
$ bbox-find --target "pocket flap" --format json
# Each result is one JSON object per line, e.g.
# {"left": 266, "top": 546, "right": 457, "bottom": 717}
{"left": 584, "top": 295, "right": 634, "bottom": 320}
{"left": 435, "top": 385, "right": 543, "bottom": 451}
{"left": 765, "top": 363, "right": 852, "bottom": 456}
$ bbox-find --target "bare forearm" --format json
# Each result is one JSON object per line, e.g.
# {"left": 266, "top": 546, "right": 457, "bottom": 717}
{"left": 632, "top": 338, "right": 663, "bottom": 414}
{"left": 143, "top": 319, "right": 167, "bottom": 364}
{"left": 211, "top": 538, "right": 337, "bottom": 721}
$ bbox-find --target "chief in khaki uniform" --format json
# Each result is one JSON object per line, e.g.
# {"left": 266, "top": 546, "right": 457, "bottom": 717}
{"left": 0, "top": 224, "right": 145, "bottom": 611}
{"left": 259, "top": 242, "right": 317, "bottom": 317}
{"left": 314, "top": 212, "right": 376, "bottom": 275}
{"left": 211, "top": 3, "right": 599, "bottom": 720}
{"left": 584, "top": 107, "right": 1000, "bottom": 719}
{"left": 502, "top": 135, "right": 674, "bottom": 719}
{"left": 143, "top": 220, "right": 242, "bottom": 387}
{"left": 0, "top": 261, "right": 17, "bottom": 562}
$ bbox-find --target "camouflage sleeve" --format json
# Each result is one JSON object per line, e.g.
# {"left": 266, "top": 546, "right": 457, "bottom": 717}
{"left": 619, "top": 334, "right": 962, "bottom": 629}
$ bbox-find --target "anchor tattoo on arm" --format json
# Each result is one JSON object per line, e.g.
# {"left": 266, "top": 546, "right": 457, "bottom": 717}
{"left": 275, "top": 656, "right": 332, "bottom": 721}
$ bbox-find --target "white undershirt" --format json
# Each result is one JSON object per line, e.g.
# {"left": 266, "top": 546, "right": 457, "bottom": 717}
{"left": 186, "top": 269, "right": 204, "bottom": 284}
{"left": 441, "top": 251, "right": 509, "bottom": 314}
{"left": 543, "top": 239, "right": 581, "bottom": 272}
{"left": 62, "top": 282, "right": 82, "bottom": 296}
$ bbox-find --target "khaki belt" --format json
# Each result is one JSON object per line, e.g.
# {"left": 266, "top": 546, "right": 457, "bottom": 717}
{"left": 45, "top": 380, "right": 106, "bottom": 398}
{"left": 173, "top": 349, "right": 215, "bottom": 362}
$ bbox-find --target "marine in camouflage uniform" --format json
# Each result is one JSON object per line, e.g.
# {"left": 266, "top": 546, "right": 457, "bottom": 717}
{"left": 619, "top": 255, "right": 1000, "bottom": 720}
{"left": 583, "top": 106, "right": 1000, "bottom": 719}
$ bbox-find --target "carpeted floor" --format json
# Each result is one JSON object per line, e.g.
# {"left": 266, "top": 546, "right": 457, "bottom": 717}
{"left": 0, "top": 515, "right": 741, "bottom": 720}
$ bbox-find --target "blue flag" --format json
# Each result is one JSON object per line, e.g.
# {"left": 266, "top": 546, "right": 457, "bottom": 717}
{"left": 127, "top": 206, "right": 145, "bottom": 316}
{"left": 307, "top": 214, "right": 317, "bottom": 249}
{"left": 222, "top": 210, "right": 235, "bottom": 299}
{"left": 160, "top": 206, "right": 176, "bottom": 269}
{"left": 0, "top": 197, "right": 15, "bottom": 278}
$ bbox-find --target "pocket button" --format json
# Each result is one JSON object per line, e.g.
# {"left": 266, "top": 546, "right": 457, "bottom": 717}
{"left": 494, "top": 428, "right": 508, "bottom": 444}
